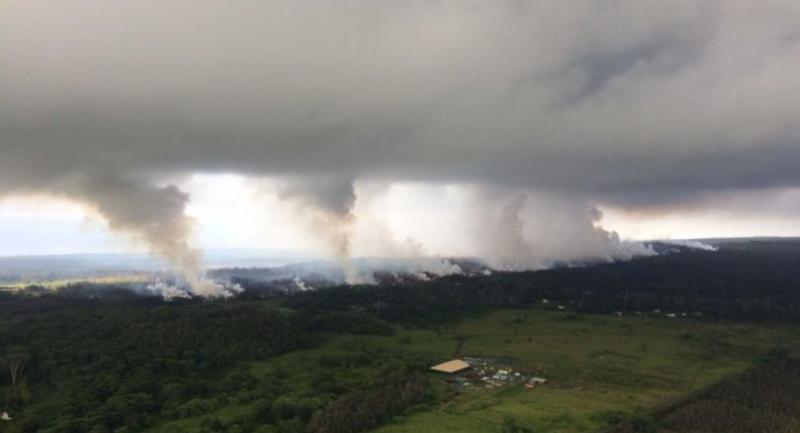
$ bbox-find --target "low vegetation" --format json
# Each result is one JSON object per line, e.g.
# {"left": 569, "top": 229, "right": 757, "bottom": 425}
{"left": 608, "top": 353, "right": 800, "bottom": 433}
{"left": 3, "top": 241, "right": 800, "bottom": 432}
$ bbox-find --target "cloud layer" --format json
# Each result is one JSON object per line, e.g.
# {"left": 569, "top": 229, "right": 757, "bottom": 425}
{"left": 3, "top": 1, "right": 800, "bottom": 193}
{"left": 2, "top": 1, "right": 799, "bottom": 290}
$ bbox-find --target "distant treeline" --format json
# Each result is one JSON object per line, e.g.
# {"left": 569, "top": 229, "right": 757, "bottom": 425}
{"left": 9, "top": 240, "right": 800, "bottom": 325}
{"left": 287, "top": 241, "right": 800, "bottom": 325}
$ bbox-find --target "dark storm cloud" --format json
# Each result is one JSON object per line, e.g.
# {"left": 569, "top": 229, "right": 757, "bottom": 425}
{"left": 2, "top": 0, "right": 798, "bottom": 193}
{"left": 1, "top": 1, "right": 799, "bottom": 290}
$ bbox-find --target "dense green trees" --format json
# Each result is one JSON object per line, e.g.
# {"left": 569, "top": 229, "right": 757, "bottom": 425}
{"left": 308, "top": 373, "right": 429, "bottom": 433}
{"left": 0, "top": 299, "right": 417, "bottom": 433}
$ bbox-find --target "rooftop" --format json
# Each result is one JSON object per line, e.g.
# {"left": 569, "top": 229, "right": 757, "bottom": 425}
{"left": 430, "top": 359, "right": 470, "bottom": 374}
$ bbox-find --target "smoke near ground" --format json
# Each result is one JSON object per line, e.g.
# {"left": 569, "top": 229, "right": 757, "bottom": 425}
{"left": 467, "top": 188, "right": 655, "bottom": 270}
{"left": 2, "top": 1, "right": 799, "bottom": 292}
{"left": 274, "top": 178, "right": 367, "bottom": 284}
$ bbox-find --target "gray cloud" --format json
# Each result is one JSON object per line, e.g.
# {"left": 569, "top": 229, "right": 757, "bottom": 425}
{"left": 1, "top": 1, "right": 799, "bottom": 288}
{"left": 3, "top": 1, "right": 799, "bottom": 193}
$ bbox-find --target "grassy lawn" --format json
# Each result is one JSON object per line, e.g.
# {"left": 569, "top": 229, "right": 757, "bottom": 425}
{"left": 142, "top": 306, "right": 799, "bottom": 433}
{"left": 372, "top": 308, "right": 800, "bottom": 433}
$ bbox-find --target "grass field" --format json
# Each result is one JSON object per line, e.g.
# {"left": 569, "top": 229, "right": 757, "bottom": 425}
{"left": 371, "top": 308, "right": 799, "bottom": 433}
{"left": 143, "top": 306, "right": 800, "bottom": 433}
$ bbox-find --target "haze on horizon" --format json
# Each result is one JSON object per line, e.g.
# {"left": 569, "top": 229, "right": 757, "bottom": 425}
{"left": 2, "top": 1, "right": 800, "bottom": 293}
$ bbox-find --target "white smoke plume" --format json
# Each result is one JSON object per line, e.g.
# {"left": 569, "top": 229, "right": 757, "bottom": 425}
{"left": 471, "top": 193, "right": 540, "bottom": 270}
{"left": 145, "top": 279, "right": 192, "bottom": 301}
{"left": 348, "top": 183, "right": 464, "bottom": 280}
{"left": 292, "top": 276, "right": 314, "bottom": 292}
{"left": 144, "top": 278, "right": 242, "bottom": 300}
{"left": 469, "top": 188, "right": 655, "bottom": 270}
{"left": 276, "top": 178, "right": 371, "bottom": 284}
{"left": 47, "top": 174, "right": 234, "bottom": 297}
{"left": 660, "top": 239, "right": 718, "bottom": 251}
{"left": 2, "top": 1, "right": 796, "bottom": 288}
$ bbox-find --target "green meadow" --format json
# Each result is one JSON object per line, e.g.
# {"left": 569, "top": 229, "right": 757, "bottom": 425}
{"left": 372, "top": 308, "right": 798, "bottom": 433}
{"left": 144, "top": 306, "right": 799, "bottom": 433}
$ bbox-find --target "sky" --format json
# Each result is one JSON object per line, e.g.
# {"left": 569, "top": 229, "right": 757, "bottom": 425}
{"left": 2, "top": 176, "right": 799, "bottom": 257}
{"left": 1, "top": 1, "right": 799, "bottom": 286}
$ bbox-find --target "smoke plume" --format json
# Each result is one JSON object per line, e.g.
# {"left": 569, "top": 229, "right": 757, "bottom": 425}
{"left": 470, "top": 189, "right": 654, "bottom": 270}
{"left": 60, "top": 175, "right": 236, "bottom": 297}
{"left": 2, "top": 1, "right": 798, "bottom": 289}
{"left": 276, "top": 178, "right": 372, "bottom": 283}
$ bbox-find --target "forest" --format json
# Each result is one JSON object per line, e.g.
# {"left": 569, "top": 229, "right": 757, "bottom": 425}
{"left": 2, "top": 239, "right": 800, "bottom": 432}
{"left": 0, "top": 299, "right": 431, "bottom": 433}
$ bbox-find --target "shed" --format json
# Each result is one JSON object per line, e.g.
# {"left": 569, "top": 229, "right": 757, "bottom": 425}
{"left": 430, "top": 359, "right": 471, "bottom": 374}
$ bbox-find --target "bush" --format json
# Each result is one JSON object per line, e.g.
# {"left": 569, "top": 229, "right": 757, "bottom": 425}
{"left": 591, "top": 410, "right": 628, "bottom": 426}
{"left": 501, "top": 415, "right": 534, "bottom": 433}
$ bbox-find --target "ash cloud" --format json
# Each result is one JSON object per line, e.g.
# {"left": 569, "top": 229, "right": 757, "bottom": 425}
{"left": 58, "top": 175, "right": 235, "bottom": 297}
{"left": 275, "top": 178, "right": 365, "bottom": 283}
{"left": 469, "top": 189, "right": 654, "bottom": 270}
{"left": 2, "top": 1, "right": 799, "bottom": 289}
